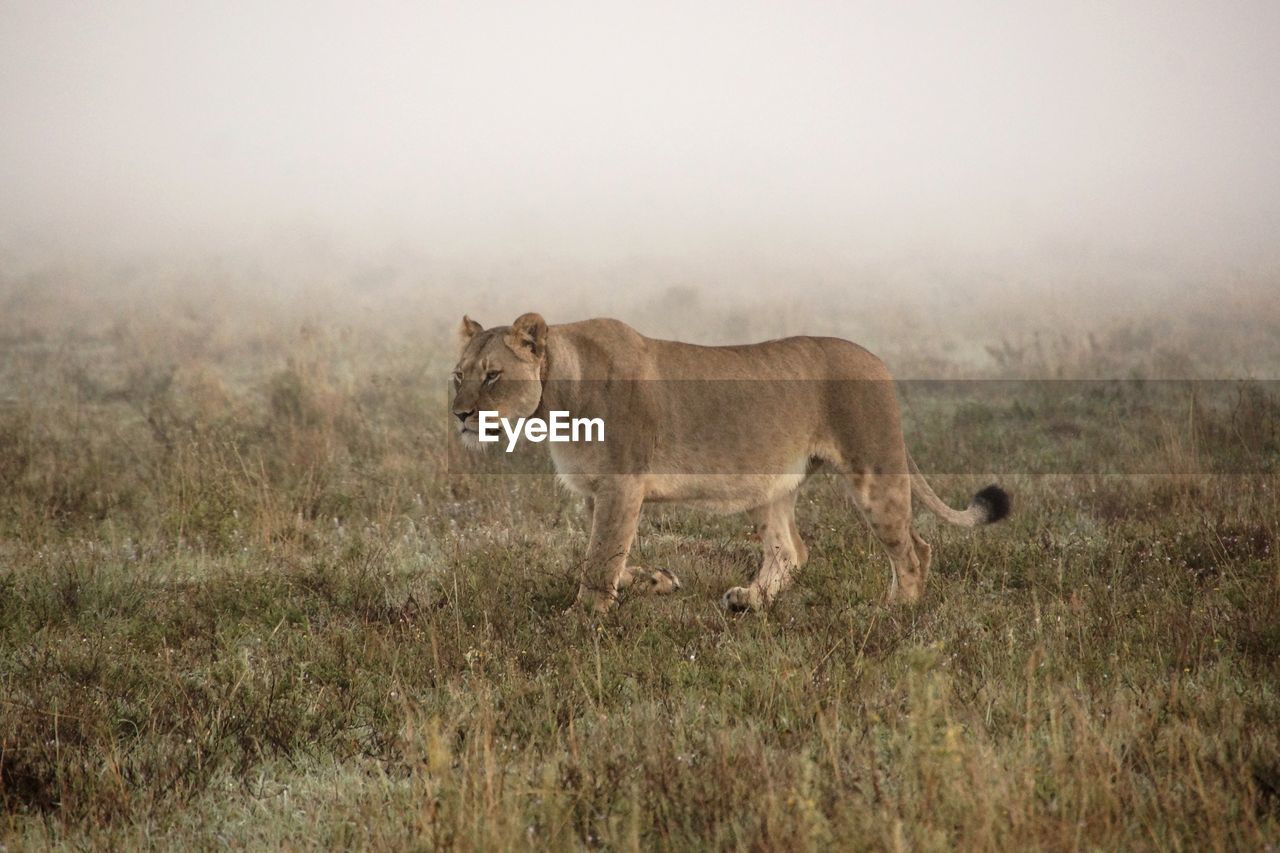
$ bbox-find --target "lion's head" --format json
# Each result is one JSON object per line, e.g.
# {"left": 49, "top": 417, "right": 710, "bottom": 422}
{"left": 451, "top": 312, "right": 547, "bottom": 448}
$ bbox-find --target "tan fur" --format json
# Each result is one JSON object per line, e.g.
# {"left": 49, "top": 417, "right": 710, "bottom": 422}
{"left": 453, "top": 314, "right": 1006, "bottom": 613}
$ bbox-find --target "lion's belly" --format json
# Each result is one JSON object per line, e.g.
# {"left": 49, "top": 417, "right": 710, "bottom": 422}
{"left": 550, "top": 441, "right": 813, "bottom": 513}
{"left": 640, "top": 472, "right": 808, "bottom": 513}
{"left": 555, "top": 471, "right": 807, "bottom": 513}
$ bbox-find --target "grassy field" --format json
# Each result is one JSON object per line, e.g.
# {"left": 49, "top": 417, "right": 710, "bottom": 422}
{"left": 1, "top": 268, "right": 1278, "bottom": 849}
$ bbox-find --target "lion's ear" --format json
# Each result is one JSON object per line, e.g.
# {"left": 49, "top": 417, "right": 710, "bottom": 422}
{"left": 458, "top": 315, "right": 484, "bottom": 351}
{"left": 504, "top": 312, "right": 547, "bottom": 362}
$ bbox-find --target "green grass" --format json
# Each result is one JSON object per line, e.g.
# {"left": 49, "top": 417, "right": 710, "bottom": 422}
{"left": 1, "top": 278, "right": 1278, "bottom": 849}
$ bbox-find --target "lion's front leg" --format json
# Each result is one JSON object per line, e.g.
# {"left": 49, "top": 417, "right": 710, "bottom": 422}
{"left": 574, "top": 481, "right": 645, "bottom": 614}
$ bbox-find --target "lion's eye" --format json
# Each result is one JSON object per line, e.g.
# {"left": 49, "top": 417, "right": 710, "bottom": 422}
{"left": 483, "top": 371, "right": 502, "bottom": 386}
{"left": 451, "top": 373, "right": 462, "bottom": 388}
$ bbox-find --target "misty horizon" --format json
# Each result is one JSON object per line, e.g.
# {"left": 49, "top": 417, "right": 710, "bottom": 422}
{"left": 2, "top": 1, "right": 1279, "bottom": 276}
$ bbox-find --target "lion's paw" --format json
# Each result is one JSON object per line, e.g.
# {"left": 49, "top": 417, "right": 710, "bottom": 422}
{"left": 642, "top": 568, "right": 681, "bottom": 595}
{"left": 721, "top": 586, "right": 761, "bottom": 613}
{"left": 618, "top": 565, "right": 681, "bottom": 597}
{"left": 571, "top": 585, "right": 618, "bottom": 615}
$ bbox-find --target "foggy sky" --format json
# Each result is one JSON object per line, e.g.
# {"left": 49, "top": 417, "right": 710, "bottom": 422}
{"left": 2, "top": 1, "right": 1279, "bottom": 270}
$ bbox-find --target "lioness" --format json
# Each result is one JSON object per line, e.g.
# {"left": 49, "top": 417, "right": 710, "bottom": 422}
{"left": 452, "top": 313, "right": 1010, "bottom": 613}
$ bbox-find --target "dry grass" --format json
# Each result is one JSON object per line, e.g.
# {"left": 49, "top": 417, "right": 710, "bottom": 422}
{"left": 1, "top": 265, "right": 1278, "bottom": 850}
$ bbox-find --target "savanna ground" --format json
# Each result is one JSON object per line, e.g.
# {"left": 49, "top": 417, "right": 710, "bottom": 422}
{"left": 1, "top": 260, "right": 1278, "bottom": 850}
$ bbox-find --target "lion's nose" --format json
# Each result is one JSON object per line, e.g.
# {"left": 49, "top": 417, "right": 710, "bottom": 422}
{"left": 454, "top": 409, "right": 474, "bottom": 424}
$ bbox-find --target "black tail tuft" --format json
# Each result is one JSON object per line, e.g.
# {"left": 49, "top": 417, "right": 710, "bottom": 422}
{"left": 973, "top": 484, "right": 1011, "bottom": 524}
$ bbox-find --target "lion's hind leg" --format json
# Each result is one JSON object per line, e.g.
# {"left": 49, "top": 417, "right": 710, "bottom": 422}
{"left": 845, "top": 467, "right": 927, "bottom": 603}
{"left": 789, "top": 507, "right": 809, "bottom": 567}
{"left": 722, "top": 493, "right": 803, "bottom": 612}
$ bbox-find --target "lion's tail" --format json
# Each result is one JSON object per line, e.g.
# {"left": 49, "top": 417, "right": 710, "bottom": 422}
{"left": 907, "top": 451, "right": 1010, "bottom": 527}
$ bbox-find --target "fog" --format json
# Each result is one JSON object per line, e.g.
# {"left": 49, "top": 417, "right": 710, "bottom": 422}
{"left": 3, "top": 1, "right": 1280, "bottom": 284}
